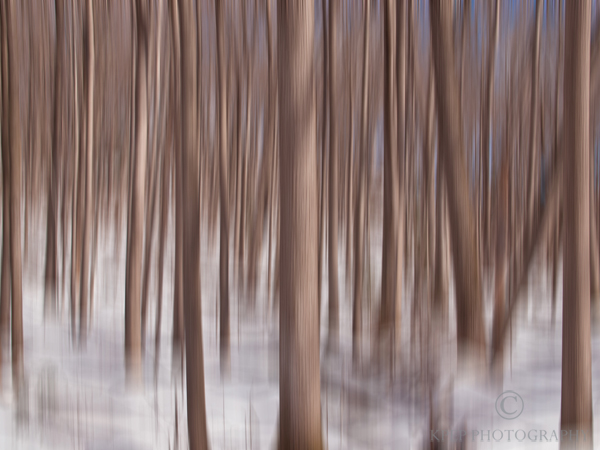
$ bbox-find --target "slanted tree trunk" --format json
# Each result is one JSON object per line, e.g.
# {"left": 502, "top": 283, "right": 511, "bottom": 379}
{"left": 141, "top": 4, "right": 164, "bottom": 348}
{"left": 178, "top": 0, "right": 209, "bottom": 447}
{"left": 326, "top": 0, "right": 339, "bottom": 354}
{"left": 560, "top": 1, "right": 593, "bottom": 446}
{"left": 6, "top": 0, "right": 23, "bottom": 390}
{"left": 430, "top": 0, "right": 486, "bottom": 367}
{"left": 277, "top": 1, "right": 322, "bottom": 448}
{"left": 215, "top": 0, "right": 230, "bottom": 377}
{"left": 125, "top": 0, "right": 148, "bottom": 383}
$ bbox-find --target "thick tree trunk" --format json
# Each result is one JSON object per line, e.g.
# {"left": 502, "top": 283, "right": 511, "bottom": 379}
{"left": 560, "top": 1, "right": 593, "bottom": 446}
{"left": 215, "top": 0, "right": 230, "bottom": 377}
{"left": 125, "top": 0, "right": 147, "bottom": 383}
{"left": 178, "top": 0, "right": 209, "bottom": 447}
{"left": 277, "top": 1, "right": 322, "bottom": 448}
{"left": 429, "top": 0, "right": 486, "bottom": 367}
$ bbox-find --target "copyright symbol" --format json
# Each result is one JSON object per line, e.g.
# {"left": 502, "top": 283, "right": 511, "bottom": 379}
{"left": 495, "top": 391, "right": 524, "bottom": 420}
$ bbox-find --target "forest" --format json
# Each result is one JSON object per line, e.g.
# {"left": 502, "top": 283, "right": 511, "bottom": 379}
{"left": 0, "top": 0, "right": 597, "bottom": 449}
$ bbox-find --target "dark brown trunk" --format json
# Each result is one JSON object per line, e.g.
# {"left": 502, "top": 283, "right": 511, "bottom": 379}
{"left": 560, "top": 1, "right": 593, "bottom": 445}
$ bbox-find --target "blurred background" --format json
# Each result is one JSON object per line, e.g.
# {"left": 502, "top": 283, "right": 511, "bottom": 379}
{"left": 0, "top": 0, "right": 598, "bottom": 449}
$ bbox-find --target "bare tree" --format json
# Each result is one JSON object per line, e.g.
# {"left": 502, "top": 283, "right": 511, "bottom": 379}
{"left": 125, "top": 0, "right": 148, "bottom": 383}
{"left": 277, "top": 1, "right": 322, "bottom": 447}
{"left": 430, "top": 0, "right": 486, "bottom": 367}
{"left": 560, "top": 0, "right": 593, "bottom": 446}
{"left": 215, "top": 0, "right": 230, "bottom": 377}
{"left": 178, "top": 0, "right": 209, "bottom": 447}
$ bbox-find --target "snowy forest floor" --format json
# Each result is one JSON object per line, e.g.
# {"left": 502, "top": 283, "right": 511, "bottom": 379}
{"left": 0, "top": 212, "right": 600, "bottom": 450}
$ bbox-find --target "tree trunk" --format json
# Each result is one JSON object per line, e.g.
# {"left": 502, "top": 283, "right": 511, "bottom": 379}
{"left": 125, "top": 0, "right": 147, "bottom": 383}
{"left": 429, "top": 0, "right": 486, "bottom": 367}
{"left": 560, "top": 1, "right": 593, "bottom": 446}
{"left": 178, "top": 0, "right": 209, "bottom": 447}
{"left": 6, "top": 0, "right": 23, "bottom": 390}
{"left": 79, "top": 0, "right": 95, "bottom": 345}
{"left": 169, "top": 0, "right": 184, "bottom": 367}
{"left": 378, "top": 0, "right": 400, "bottom": 363}
{"left": 352, "top": 0, "right": 370, "bottom": 367}
{"left": 44, "top": 0, "right": 65, "bottom": 318}
{"left": 326, "top": 0, "right": 339, "bottom": 354}
{"left": 0, "top": 0, "right": 11, "bottom": 346}
{"left": 215, "top": 0, "right": 230, "bottom": 377}
{"left": 277, "top": 1, "right": 322, "bottom": 448}
{"left": 481, "top": 0, "right": 500, "bottom": 267}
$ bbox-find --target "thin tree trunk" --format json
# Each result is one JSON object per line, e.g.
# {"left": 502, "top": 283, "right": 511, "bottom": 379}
{"left": 378, "top": 0, "right": 400, "bottom": 363}
{"left": 352, "top": 0, "right": 369, "bottom": 367}
{"left": 44, "top": 0, "right": 65, "bottom": 318}
{"left": 482, "top": 0, "right": 500, "bottom": 267}
{"left": 141, "top": 4, "right": 164, "bottom": 348}
{"left": 79, "top": 0, "right": 95, "bottom": 345}
{"left": 326, "top": 0, "right": 339, "bottom": 354}
{"left": 560, "top": 1, "right": 593, "bottom": 446}
{"left": 125, "top": 0, "right": 148, "bottom": 383}
{"left": 277, "top": 1, "right": 322, "bottom": 447}
{"left": 215, "top": 0, "right": 230, "bottom": 377}
{"left": 317, "top": 0, "right": 327, "bottom": 321}
{"left": 169, "top": 0, "right": 184, "bottom": 367}
{"left": 0, "top": 0, "right": 11, "bottom": 346}
{"left": 178, "top": 0, "right": 209, "bottom": 447}
{"left": 526, "top": 0, "right": 544, "bottom": 248}
{"left": 6, "top": 0, "right": 23, "bottom": 390}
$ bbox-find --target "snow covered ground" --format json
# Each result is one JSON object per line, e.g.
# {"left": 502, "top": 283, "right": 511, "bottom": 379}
{"left": 0, "top": 216, "right": 599, "bottom": 449}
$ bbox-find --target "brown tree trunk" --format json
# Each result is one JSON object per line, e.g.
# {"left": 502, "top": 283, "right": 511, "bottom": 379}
{"left": 141, "top": 5, "right": 164, "bottom": 348}
{"left": 6, "top": 0, "right": 23, "bottom": 390}
{"left": 44, "top": 0, "right": 65, "bottom": 318}
{"left": 125, "top": 0, "right": 147, "bottom": 383}
{"left": 378, "top": 0, "right": 400, "bottom": 363}
{"left": 215, "top": 0, "right": 230, "bottom": 377}
{"left": 178, "top": 0, "right": 209, "bottom": 447}
{"left": 352, "top": 0, "right": 370, "bottom": 367}
{"left": 79, "top": 0, "right": 95, "bottom": 345}
{"left": 317, "top": 0, "right": 328, "bottom": 322}
{"left": 491, "top": 137, "right": 510, "bottom": 385}
{"left": 526, "top": 0, "right": 544, "bottom": 248}
{"left": 0, "top": 0, "right": 11, "bottom": 346}
{"left": 326, "top": 0, "right": 340, "bottom": 354}
{"left": 560, "top": 1, "right": 593, "bottom": 446}
{"left": 277, "top": 1, "right": 322, "bottom": 448}
{"left": 430, "top": 0, "right": 486, "bottom": 367}
{"left": 169, "top": 0, "right": 184, "bottom": 367}
{"left": 481, "top": 0, "right": 500, "bottom": 267}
